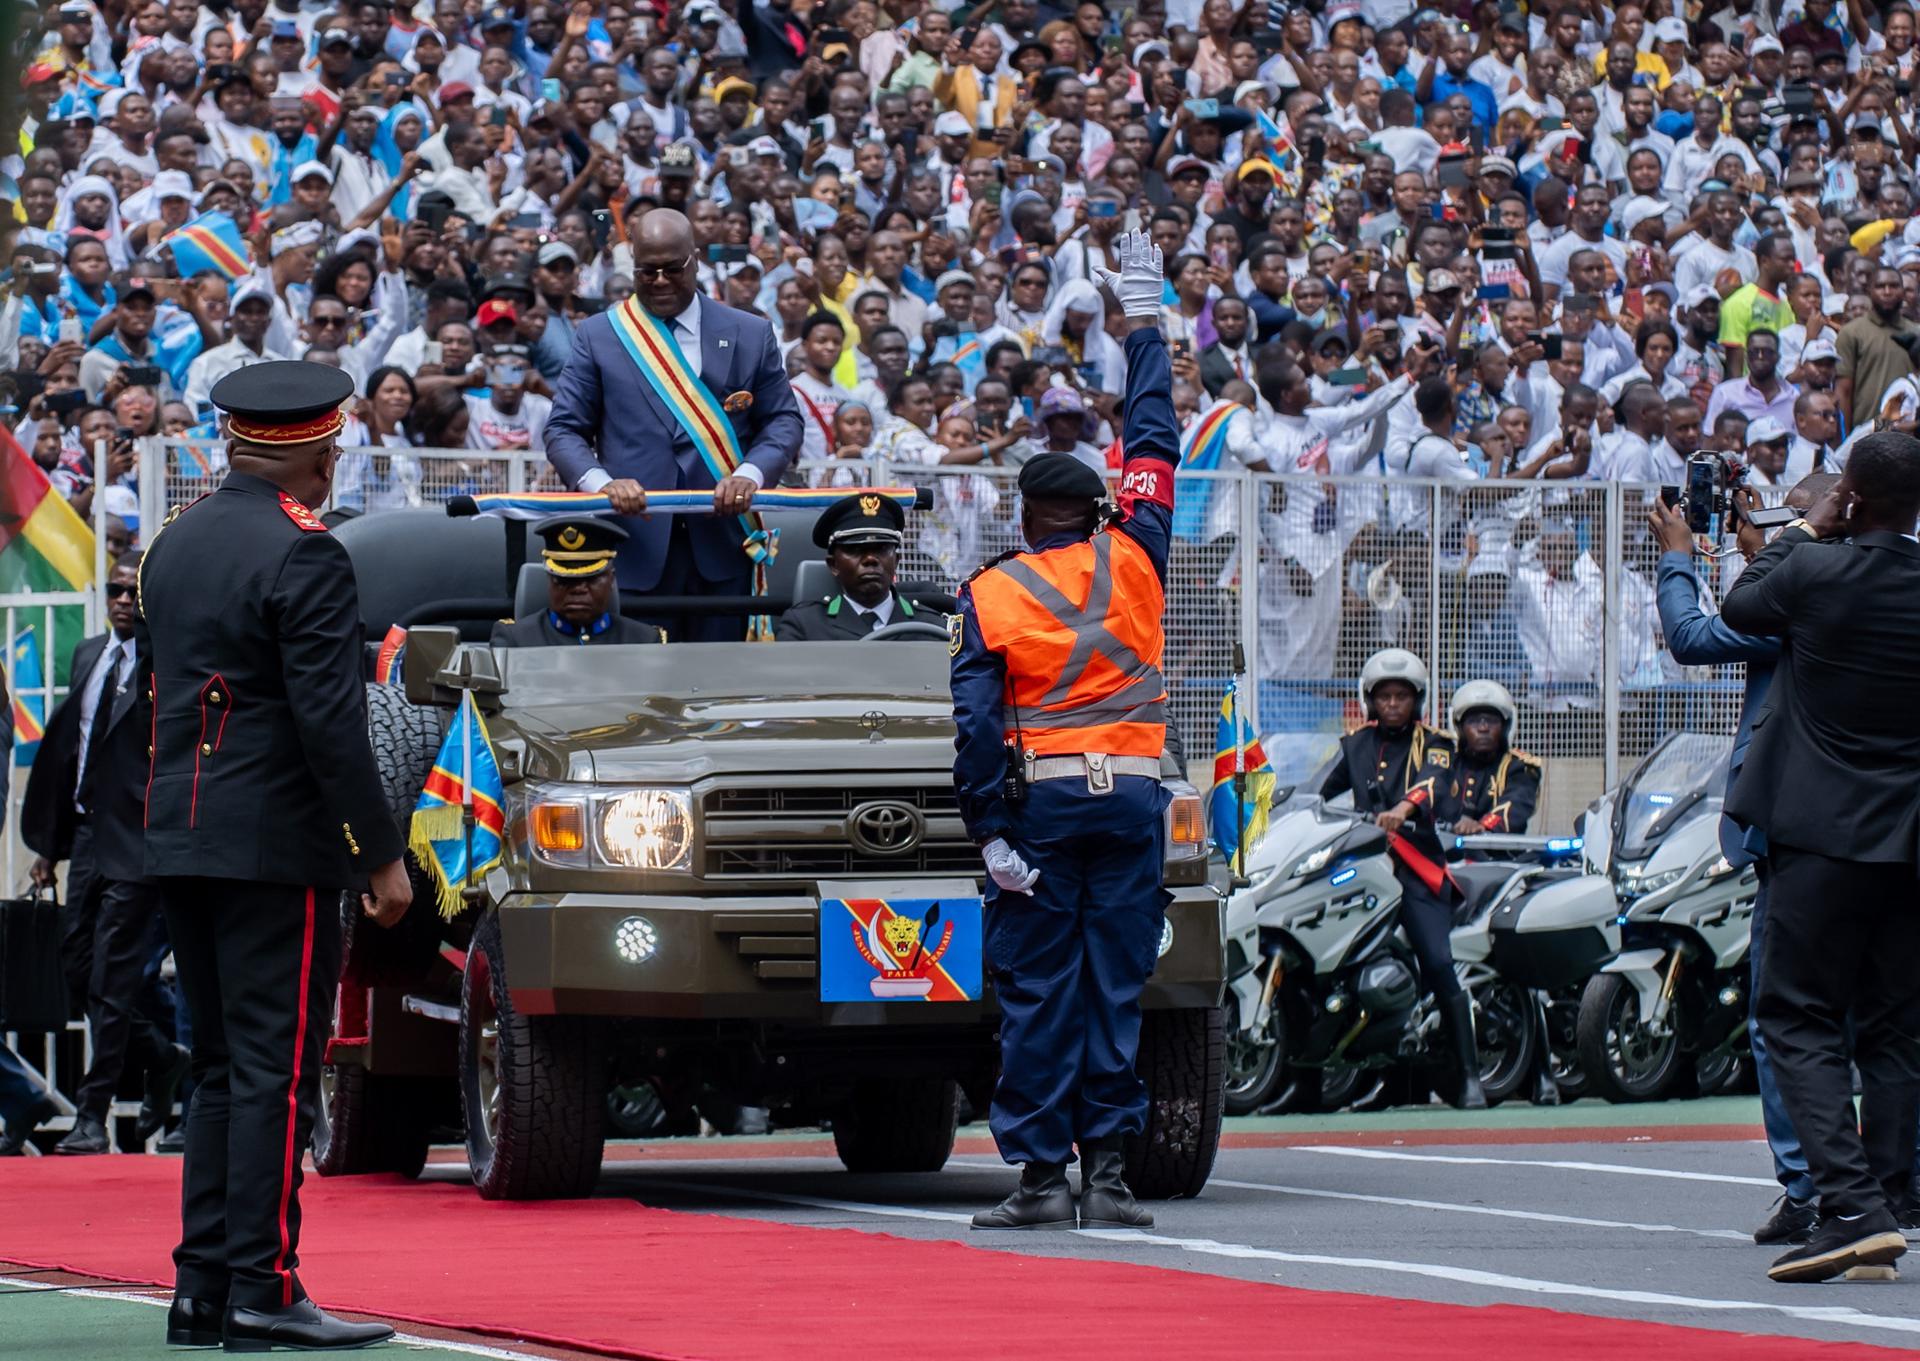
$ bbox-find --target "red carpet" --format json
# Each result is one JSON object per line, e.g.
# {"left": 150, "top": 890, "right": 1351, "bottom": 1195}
{"left": 0, "top": 1157, "right": 1906, "bottom": 1361}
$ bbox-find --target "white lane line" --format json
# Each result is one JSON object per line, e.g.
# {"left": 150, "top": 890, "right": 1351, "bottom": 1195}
{"left": 947, "top": 1156, "right": 1750, "bottom": 1241}
{"left": 656, "top": 1183, "right": 1920, "bottom": 1341}
{"left": 1286, "top": 1145, "right": 1778, "bottom": 1187}
{"left": 0, "top": 1277, "right": 548, "bottom": 1360}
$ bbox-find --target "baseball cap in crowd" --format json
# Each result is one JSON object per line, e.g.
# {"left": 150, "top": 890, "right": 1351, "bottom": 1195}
{"left": 1752, "top": 34, "right": 1784, "bottom": 55}
{"left": 1426, "top": 268, "right": 1463, "bottom": 294}
{"left": 537, "top": 240, "right": 578, "bottom": 269}
{"left": 1496, "top": 8, "right": 1527, "bottom": 32}
{"left": 291, "top": 159, "right": 333, "bottom": 185}
{"left": 152, "top": 169, "right": 196, "bottom": 203}
{"left": 685, "top": 0, "right": 725, "bottom": 23}
{"left": 1653, "top": 17, "right": 1688, "bottom": 42}
{"left": 476, "top": 299, "right": 518, "bottom": 327}
{"left": 712, "top": 75, "right": 755, "bottom": 103}
{"left": 1746, "top": 416, "right": 1789, "bottom": 445}
{"left": 1167, "top": 155, "right": 1210, "bottom": 180}
{"left": 481, "top": 7, "right": 516, "bottom": 29}
{"left": 120, "top": 277, "right": 157, "bottom": 302}
{"left": 1312, "top": 328, "right": 1352, "bottom": 355}
{"left": 1132, "top": 40, "right": 1169, "bottom": 65}
{"left": 1236, "top": 158, "right": 1278, "bottom": 181}
{"left": 933, "top": 110, "right": 972, "bottom": 138}
{"left": 439, "top": 81, "right": 475, "bottom": 104}
{"left": 1802, "top": 338, "right": 1840, "bottom": 363}
{"left": 1038, "top": 387, "right": 1086, "bottom": 420}
{"left": 1621, "top": 196, "right": 1668, "bottom": 234}
{"left": 1479, "top": 155, "right": 1517, "bottom": 179}
{"left": 934, "top": 269, "right": 974, "bottom": 294}
{"left": 232, "top": 276, "right": 276, "bottom": 309}
{"left": 319, "top": 27, "right": 352, "bottom": 47}
{"left": 660, "top": 142, "right": 698, "bottom": 177}
{"left": 483, "top": 271, "right": 533, "bottom": 300}
{"left": 1643, "top": 282, "right": 1678, "bottom": 305}
{"left": 1682, "top": 283, "right": 1719, "bottom": 311}
{"left": 748, "top": 135, "right": 782, "bottom": 159}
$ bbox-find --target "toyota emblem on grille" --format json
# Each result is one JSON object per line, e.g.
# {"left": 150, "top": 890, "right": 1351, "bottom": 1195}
{"left": 848, "top": 800, "right": 923, "bottom": 856}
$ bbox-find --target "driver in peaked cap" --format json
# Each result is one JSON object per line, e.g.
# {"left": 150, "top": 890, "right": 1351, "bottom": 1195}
{"left": 492, "top": 516, "right": 666, "bottom": 647}
{"left": 776, "top": 492, "right": 938, "bottom": 641}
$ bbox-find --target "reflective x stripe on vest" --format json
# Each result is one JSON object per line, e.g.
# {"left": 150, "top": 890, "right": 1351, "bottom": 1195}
{"left": 973, "top": 532, "right": 1167, "bottom": 754}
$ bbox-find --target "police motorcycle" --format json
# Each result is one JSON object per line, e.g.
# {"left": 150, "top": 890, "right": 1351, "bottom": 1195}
{"left": 1573, "top": 732, "right": 1756, "bottom": 1103}
{"left": 1221, "top": 679, "right": 1617, "bottom": 1112}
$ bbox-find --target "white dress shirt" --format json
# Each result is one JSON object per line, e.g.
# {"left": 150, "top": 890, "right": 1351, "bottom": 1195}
{"left": 74, "top": 635, "right": 134, "bottom": 807}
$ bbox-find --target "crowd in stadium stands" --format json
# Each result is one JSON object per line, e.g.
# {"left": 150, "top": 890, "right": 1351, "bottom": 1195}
{"left": 4, "top": 0, "right": 1919, "bottom": 565}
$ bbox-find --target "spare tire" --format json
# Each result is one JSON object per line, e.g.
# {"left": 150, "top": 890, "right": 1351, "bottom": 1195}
{"left": 340, "top": 682, "right": 448, "bottom": 986}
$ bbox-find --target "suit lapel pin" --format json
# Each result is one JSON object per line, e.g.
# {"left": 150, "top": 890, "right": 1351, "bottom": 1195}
{"left": 717, "top": 338, "right": 729, "bottom": 349}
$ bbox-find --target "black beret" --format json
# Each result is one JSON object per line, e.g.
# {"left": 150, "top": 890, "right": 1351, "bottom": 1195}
{"left": 1017, "top": 453, "right": 1107, "bottom": 502}
{"left": 812, "top": 491, "right": 906, "bottom": 550}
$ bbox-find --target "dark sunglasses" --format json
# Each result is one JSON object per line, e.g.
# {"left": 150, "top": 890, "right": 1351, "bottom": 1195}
{"left": 105, "top": 582, "right": 137, "bottom": 599}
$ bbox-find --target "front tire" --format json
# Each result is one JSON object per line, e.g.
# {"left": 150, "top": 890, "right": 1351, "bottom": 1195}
{"left": 1223, "top": 997, "right": 1287, "bottom": 1117}
{"left": 1123, "top": 1007, "right": 1225, "bottom": 1200}
{"left": 1474, "top": 979, "right": 1542, "bottom": 1106}
{"left": 832, "top": 1078, "right": 961, "bottom": 1173}
{"left": 1576, "top": 972, "right": 1683, "bottom": 1103}
{"left": 459, "top": 913, "right": 607, "bottom": 1199}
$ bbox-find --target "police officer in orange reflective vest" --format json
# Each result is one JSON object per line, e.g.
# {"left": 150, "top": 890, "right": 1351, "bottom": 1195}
{"left": 951, "top": 232, "right": 1179, "bottom": 1231}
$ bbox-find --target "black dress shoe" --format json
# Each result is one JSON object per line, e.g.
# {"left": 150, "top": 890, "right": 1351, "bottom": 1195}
{"left": 971, "top": 1161, "right": 1077, "bottom": 1230}
{"left": 1078, "top": 1138, "right": 1153, "bottom": 1229}
{"left": 1769, "top": 1210, "right": 1906, "bottom": 1283}
{"left": 222, "top": 1300, "right": 394, "bottom": 1352}
{"left": 0, "top": 1096, "right": 57, "bottom": 1155}
{"left": 1754, "top": 1194, "right": 1818, "bottom": 1245}
{"left": 140, "top": 1044, "right": 192, "bottom": 1141}
{"left": 166, "top": 1296, "right": 225, "bottom": 1347}
{"left": 55, "top": 1114, "right": 109, "bottom": 1155}
{"left": 155, "top": 1125, "right": 189, "bottom": 1154}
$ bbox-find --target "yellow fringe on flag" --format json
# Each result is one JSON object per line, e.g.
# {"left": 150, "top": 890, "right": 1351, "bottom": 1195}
{"left": 408, "top": 803, "right": 469, "bottom": 921}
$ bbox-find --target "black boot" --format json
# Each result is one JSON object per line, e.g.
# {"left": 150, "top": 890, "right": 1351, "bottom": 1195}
{"left": 222, "top": 1300, "right": 394, "bottom": 1352}
{"left": 970, "top": 1161, "right": 1076, "bottom": 1230}
{"left": 165, "top": 1295, "right": 224, "bottom": 1347}
{"left": 1439, "top": 992, "right": 1488, "bottom": 1110}
{"left": 1078, "top": 1138, "right": 1153, "bottom": 1229}
{"left": 140, "top": 1044, "right": 192, "bottom": 1142}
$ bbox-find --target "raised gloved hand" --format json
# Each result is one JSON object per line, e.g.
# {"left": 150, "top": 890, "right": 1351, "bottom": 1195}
{"left": 1093, "top": 229, "right": 1166, "bottom": 320}
{"left": 982, "top": 837, "right": 1041, "bottom": 893}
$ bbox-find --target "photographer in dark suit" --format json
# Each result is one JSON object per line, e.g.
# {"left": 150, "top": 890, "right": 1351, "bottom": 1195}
{"left": 1722, "top": 430, "right": 1920, "bottom": 1284}
{"left": 22, "top": 554, "right": 187, "bottom": 1155}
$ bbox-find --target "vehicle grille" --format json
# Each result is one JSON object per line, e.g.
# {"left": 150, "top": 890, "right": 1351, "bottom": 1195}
{"left": 701, "top": 780, "right": 978, "bottom": 879}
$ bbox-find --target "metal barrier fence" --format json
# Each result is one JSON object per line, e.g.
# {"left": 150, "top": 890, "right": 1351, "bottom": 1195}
{"left": 146, "top": 441, "right": 1758, "bottom": 834}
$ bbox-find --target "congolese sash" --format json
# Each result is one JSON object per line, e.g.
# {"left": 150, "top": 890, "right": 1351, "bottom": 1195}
{"left": 605, "top": 297, "right": 779, "bottom": 639}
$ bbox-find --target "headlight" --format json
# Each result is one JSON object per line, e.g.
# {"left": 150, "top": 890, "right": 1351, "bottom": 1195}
{"left": 599, "top": 789, "right": 694, "bottom": 870}
{"left": 524, "top": 784, "right": 694, "bottom": 872}
{"left": 1289, "top": 844, "right": 1335, "bottom": 879}
{"left": 1163, "top": 779, "right": 1207, "bottom": 861}
{"left": 1622, "top": 866, "right": 1683, "bottom": 895}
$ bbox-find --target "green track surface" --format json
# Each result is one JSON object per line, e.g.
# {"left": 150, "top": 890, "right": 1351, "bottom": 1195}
{"left": 0, "top": 1287, "right": 493, "bottom": 1361}
{"left": 1218, "top": 1094, "right": 1767, "bottom": 1134}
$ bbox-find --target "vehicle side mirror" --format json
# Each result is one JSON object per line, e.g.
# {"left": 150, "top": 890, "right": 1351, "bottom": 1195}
{"left": 403, "top": 626, "right": 461, "bottom": 707}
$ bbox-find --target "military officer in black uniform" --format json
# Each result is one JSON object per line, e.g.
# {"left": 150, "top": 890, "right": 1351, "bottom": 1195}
{"left": 141, "top": 361, "right": 411, "bottom": 1353}
{"left": 491, "top": 517, "right": 665, "bottom": 647}
{"left": 1445, "top": 680, "right": 1541, "bottom": 835}
{"left": 1319, "top": 648, "right": 1486, "bottom": 1109}
{"left": 776, "top": 493, "right": 938, "bottom": 641}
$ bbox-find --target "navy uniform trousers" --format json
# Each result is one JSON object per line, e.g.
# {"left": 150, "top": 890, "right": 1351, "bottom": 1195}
{"left": 163, "top": 878, "right": 342, "bottom": 1311}
{"left": 984, "top": 818, "right": 1169, "bottom": 1167}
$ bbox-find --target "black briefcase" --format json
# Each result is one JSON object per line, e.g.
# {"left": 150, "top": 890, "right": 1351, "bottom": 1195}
{"left": 0, "top": 891, "right": 66, "bottom": 1034}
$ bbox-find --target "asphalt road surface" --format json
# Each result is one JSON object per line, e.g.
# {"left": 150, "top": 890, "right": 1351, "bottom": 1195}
{"left": 416, "top": 1098, "right": 1920, "bottom": 1352}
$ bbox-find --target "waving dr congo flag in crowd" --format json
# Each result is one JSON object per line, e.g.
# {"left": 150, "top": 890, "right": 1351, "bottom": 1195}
{"left": 0, "top": 425, "right": 94, "bottom": 714}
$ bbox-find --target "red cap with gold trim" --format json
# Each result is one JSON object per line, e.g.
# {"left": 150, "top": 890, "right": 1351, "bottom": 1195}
{"left": 210, "top": 360, "right": 355, "bottom": 447}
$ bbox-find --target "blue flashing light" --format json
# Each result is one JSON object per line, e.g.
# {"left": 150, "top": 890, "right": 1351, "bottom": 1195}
{"left": 1546, "top": 837, "right": 1584, "bottom": 853}
{"left": 1646, "top": 793, "right": 1675, "bottom": 806}
{"left": 1330, "top": 867, "right": 1358, "bottom": 887}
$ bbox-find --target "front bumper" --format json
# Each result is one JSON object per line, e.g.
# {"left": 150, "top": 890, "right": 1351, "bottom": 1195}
{"left": 499, "top": 882, "right": 1226, "bottom": 1019}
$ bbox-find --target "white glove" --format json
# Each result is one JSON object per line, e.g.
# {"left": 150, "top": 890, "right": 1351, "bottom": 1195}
{"left": 982, "top": 837, "right": 1041, "bottom": 894}
{"left": 1092, "top": 229, "right": 1166, "bottom": 320}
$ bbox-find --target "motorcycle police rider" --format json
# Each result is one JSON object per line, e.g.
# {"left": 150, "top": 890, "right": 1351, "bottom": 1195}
{"left": 950, "top": 231, "right": 1180, "bottom": 1231}
{"left": 1320, "top": 649, "right": 1487, "bottom": 1109}
{"left": 1446, "top": 681, "right": 1541, "bottom": 836}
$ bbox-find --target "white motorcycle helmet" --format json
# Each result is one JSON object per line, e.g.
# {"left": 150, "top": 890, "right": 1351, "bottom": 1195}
{"left": 1358, "top": 648, "right": 1430, "bottom": 711}
{"left": 1448, "top": 679, "right": 1519, "bottom": 739}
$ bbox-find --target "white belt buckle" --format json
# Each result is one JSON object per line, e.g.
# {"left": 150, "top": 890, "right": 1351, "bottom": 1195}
{"left": 1085, "top": 752, "right": 1113, "bottom": 795}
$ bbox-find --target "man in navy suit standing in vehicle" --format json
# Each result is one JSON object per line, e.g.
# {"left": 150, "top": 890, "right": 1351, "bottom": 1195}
{"left": 544, "top": 207, "right": 802, "bottom": 641}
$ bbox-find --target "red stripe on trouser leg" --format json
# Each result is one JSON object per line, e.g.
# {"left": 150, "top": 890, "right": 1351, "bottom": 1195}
{"left": 273, "top": 886, "right": 317, "bottom": 1307}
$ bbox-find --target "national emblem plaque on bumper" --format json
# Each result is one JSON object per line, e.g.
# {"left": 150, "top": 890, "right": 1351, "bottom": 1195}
{"left": 820, "top": 892, "right": 983, "bottom": 1002}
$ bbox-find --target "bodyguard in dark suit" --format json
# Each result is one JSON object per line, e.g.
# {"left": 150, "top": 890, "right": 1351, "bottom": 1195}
{"left": 544, "top": 208, "right": 802, "bottom": 641}
{"left": 491, "top": 516, "right": 665, "bottom": 648}
{"left": 776, "top": 493, "right": 938, "bottom": 641}
{"left": 22, "top": 556, "right": 186, "bottom": 1155}
{"left": 1722, "top": 431, "right": 1920, "bottom": 1284}
{"left": 1651, "top": 481, "right": 1830, "bottom": 1247}
{"left": 140, "top": 362, "right": 411, "bottom": 1351}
